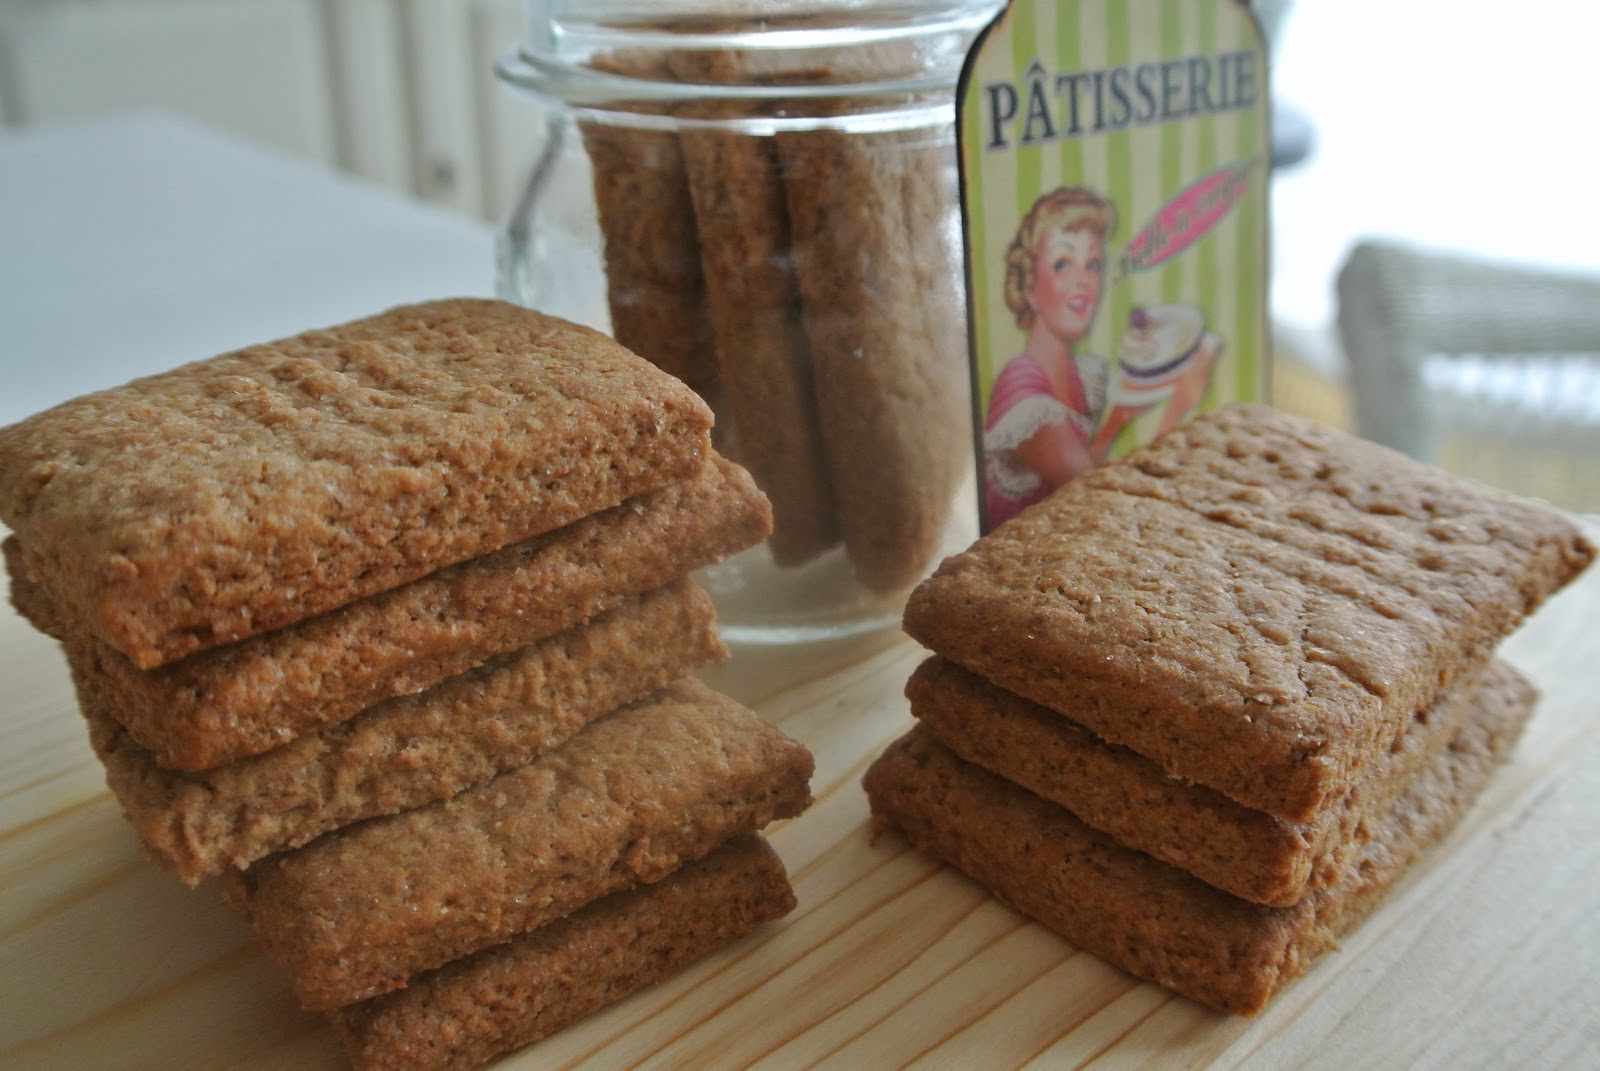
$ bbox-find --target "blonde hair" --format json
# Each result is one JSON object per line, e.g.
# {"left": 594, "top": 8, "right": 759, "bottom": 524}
{"left": 1004, "top": 187, "right": 1116, "bottom": 330}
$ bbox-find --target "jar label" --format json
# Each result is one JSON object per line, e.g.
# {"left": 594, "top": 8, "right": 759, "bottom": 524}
{"left": 958, "top": 0, "right": 1270, "bottom": 531}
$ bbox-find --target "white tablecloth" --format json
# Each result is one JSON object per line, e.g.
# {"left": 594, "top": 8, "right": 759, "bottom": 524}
{"left": 0, "top": 110, "right": 495, "bottom": 427}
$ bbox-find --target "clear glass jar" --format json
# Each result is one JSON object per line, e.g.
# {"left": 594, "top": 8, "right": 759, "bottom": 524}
{"left": 495, "top": 0, "right": 997, "bottom": 643}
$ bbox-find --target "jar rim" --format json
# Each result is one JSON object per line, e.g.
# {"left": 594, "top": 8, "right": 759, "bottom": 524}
{"left": 497, "top": 48, "right": 964, "bottom": 110}
{"left": 528, "top": 2, "right": 1000, "bottom": 51}
{"left": 501, "top": 2, "right": 1000, "bottom": 108}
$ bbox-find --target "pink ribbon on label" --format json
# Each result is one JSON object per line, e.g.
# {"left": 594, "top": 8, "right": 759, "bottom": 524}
{"left": 1120, "top": 157, "right": 1259, "bottom": 277}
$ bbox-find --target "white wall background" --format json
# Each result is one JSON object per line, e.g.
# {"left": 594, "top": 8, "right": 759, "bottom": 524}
{"left": 0, "top": 0, "right": 533, "bottom": 221}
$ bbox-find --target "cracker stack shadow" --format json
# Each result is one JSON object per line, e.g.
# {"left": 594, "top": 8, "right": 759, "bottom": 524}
{"left": 867, "top": 403, "right": 1594, "bottom": 1015}
{"left": 0, "top": 300, "right": 815, "bottom": 1071}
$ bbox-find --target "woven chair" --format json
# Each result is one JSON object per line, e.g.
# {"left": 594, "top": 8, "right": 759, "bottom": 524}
{"left": 1336, "top": 239, "right": 1600, "bottom": 513}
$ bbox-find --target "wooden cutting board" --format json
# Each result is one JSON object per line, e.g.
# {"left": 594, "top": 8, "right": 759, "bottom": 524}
{"left": 3, "top": 523, "right": 1598, "bottom": 1071}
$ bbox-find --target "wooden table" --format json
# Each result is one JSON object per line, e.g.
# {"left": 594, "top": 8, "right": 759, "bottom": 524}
{"left": 2, "top": 518, "right": 1597, "bottom": 1070}
{"left": 3, "top": 112, "right": 1598, "bottom": 1071}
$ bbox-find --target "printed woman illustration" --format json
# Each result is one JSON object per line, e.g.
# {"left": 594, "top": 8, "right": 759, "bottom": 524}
{"left": 982, "top": 186, "right": 1114, "bottom": 528}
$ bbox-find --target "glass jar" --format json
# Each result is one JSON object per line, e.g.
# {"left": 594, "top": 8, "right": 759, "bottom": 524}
{"left": 495, "top": 0, "right": 998, "bottom": 643}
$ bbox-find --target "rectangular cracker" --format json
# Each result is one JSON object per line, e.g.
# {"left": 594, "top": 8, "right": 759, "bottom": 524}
{"left": 84, "top": 580, "right": 725, "bottom": 885}
{"left": 0, "top": 299, "right": 713, "bottom": 669}
{"left": 779, "top": 122, "right": 971, "bottom": 592}
{"left": 909, "top": 655, "right": 1526, "bottom": 907}
{"left": 19, "top": 454, "right": 768, "bottom": 771}
{"left": 678, "top": 118, "right": 838, "bottom": 567}
{"left": 580, "top": 51, "right": 721, "bottom": 409}
{"left": 864, "top": 670, "right": 1532, "bottom": 1016}
{"left": 903, "top": 404, "right": 1593, "bottom": 821}
{"left": 666, "top": 46, "right": 841, "bottom": 568}
{"left": 3, "top": 533, "right": 55, "bottom": 634}
{"left": 331, "top": 835, "right": 795, "bottom": 1071}
{"left": 225, "top": 678, "right": 813, "bottom": 1012}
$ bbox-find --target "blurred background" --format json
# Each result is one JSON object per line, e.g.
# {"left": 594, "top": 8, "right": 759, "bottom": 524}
{"left": 1266, "top": 0, "right": 1600, "bottom": 513}
{"left": 1, "top": 0, "right": 1595, "bottom": 510}
{"left": 0, "top": 0, "right": 535, "bottom": 220}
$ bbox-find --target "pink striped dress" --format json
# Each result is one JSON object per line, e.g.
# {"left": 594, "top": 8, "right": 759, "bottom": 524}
{"left": 981, "top": 352, "right": 1107, "bottom": 527}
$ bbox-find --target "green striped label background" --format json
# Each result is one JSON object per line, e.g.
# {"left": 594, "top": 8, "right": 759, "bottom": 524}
{"left": 961, "top": 0, "right": 1269, "bottom": 456}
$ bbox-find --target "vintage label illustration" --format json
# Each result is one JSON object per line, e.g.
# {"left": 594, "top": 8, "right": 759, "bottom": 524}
{"left": 958, "top": 0, "right": 1270, "bottom": 530}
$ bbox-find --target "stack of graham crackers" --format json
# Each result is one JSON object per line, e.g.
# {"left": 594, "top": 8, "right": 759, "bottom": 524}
{"left": 582, "top": 43, "right": 970, "bottom": 588}
{"left": 0, "top": 300, "right": 814, "bottom": 1070}
{"left": 867, "top": 404, "right": 1593, "bottom": 1015}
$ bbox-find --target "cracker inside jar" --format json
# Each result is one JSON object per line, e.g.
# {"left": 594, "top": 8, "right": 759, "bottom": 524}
{"left": 580, "top": 34, "right": 973, "bottom": 595}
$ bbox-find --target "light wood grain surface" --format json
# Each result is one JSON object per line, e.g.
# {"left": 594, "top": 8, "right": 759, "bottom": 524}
{"left": 2, "top": 523, "right": 1597, "bottom": 1071}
